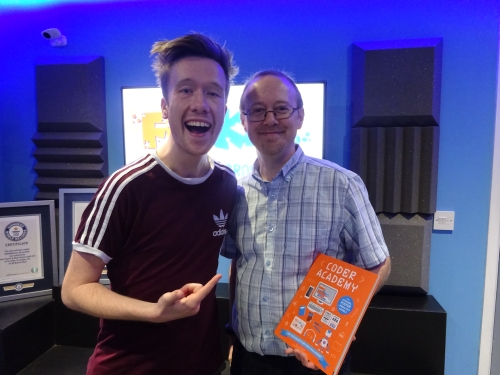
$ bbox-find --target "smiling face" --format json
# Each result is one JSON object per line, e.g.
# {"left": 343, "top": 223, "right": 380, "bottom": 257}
{"left": 240, "top": 75, "right": 304, "bottom": 162}
{"left": 161, "top": 56, "right": 227, "bottom": 160}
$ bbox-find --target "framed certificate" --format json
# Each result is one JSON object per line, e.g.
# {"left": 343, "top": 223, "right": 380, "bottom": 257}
{"left": 58, "top": 188, "right": 109, "bottom": 285}
{"left": 0, "top": 200, "right": 57, "bottom": 302}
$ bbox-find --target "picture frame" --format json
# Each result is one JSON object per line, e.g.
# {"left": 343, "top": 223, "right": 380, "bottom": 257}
{"left": 58, "top": 188, "right": 109, "bottom": 285}
{"left": 0, "top": 200, "right": 57, "bottom": 302}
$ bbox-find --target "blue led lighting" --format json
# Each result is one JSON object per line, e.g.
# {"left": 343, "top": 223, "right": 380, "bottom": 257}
{"left": 1, "top": 0, "right": 126, "bottom": 8}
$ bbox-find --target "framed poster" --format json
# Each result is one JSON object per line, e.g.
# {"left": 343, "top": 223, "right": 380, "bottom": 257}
{"left": 0, "top": 200, "right": 57, "bottom": 302}
{"left": 58, "top": 188, "right": 109, "bottom": 285}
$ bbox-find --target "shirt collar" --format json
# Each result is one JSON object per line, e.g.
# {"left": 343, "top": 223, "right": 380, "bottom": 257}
{"left": 152, "top": 151, "right": 214, "bottom": 184}
{"left": 251, "top": 145, "right": 304, "bottom": 183}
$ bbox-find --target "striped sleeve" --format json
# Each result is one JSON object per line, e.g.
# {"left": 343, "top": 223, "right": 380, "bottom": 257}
{"left": 73, "top": 155, "right": 157, "bottom": 262}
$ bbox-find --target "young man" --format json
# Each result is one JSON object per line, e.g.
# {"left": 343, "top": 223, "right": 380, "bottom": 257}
{"left": 62, "top": 33, "right": 238, "bottom": 375}
{"left": 221, "top": 71, "right": 391, "bottom": 375}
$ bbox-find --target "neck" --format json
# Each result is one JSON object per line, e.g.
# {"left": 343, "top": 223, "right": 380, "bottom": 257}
{"left": 157, "top": 141, "right": 210, "bottom": 178}
{"left": 257, "top": 146, "right": 297, "bottom": 181}
{"left": 257, "top": 155, "right": 287, "bottom": 182}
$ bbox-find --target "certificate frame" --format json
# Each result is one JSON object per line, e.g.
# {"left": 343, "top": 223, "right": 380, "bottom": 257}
{"left": 59, "top": 188, "right": 109, "bottom": 285}
{"left": 0, "top": 200, "right": 57, "bottom": 302}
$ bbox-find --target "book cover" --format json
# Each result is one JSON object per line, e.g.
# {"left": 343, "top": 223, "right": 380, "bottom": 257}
{"left": 274, "top": 253, "right": 380, "bottom": 375}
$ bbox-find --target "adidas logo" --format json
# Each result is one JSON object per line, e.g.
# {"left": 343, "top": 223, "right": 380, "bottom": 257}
{"left": 213, "top": 209, "right": 228, "bottom": 228}
{"left": 213, "top": 228, "right": 227, "bottom": 236}
{"left": 213, "top": 209, "right": 228, "bottom": 237}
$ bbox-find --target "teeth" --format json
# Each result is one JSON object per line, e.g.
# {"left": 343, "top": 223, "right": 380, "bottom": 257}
{"left": 186, "top": 121, "right": 209, "bottom": 127}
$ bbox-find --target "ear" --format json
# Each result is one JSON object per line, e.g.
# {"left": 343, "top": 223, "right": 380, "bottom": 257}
{"left": 240, "top": 112, "right": 249, "bottom": 133}
{"left": 297, "top": 108, "right": 305, "bottom": 130}
{"left": 161, "top": 97, "right": 168, "bottom": 119}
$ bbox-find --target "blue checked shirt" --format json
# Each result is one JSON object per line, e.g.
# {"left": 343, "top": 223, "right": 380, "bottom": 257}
{"left": 221, "top": 146, "right": 389, "bottom": 356}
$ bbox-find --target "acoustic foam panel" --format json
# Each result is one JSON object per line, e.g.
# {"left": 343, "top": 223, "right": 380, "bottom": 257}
{"left": 351, "top": 126, "right": 439, "bottom": 214}
{"left": 378, "top": 213, "right": 433, "bottom": 294}
{"left": 350, "top": 38, "right": 443, "bottom": 295}
{"left": 33, "top": 56, "right": 108, "bottom": 203}
{"left": 352, "top": 38, "right": 442, "bottom": 128}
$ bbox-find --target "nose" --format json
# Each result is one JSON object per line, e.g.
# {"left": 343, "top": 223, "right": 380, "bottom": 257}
{"left": 263, "top": 110, "right": 278, "bottom": 125}
{"left": 191, "top": 90, "right": 209, "bottom": 113}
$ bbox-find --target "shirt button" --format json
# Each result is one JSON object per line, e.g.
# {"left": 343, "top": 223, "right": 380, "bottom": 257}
{"left": 285, "top": 176, "right": 291, "bottom": 181}
{"left": 270, "top": 194, "right": 276, "bottom": 200}
{"left": 263, "top": 297, "right": 268, "bottom": 302}
{"left": 265, "top": 330, "right": 271, "bottom": 336}
{"left": 265, "top": 261, "right": 271, "bottom": 266}
{"left": 269, "top": 226, "right": 274, "bottom": 232}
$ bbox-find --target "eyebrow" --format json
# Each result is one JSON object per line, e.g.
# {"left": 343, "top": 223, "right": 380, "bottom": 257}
{"left": 249, "top": 100, "right": 291, "bottom": 107}
{"left": 174, "top": 78, "right": 225, "bottom": 91}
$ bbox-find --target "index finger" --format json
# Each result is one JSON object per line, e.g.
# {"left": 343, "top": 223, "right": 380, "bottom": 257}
{"left": 185, "top": 274, "right": 222, "bottom": 303}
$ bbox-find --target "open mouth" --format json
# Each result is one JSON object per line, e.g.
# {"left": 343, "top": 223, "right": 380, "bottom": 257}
{"left": 185, "top": 121, "right": 210, "bottom": 134}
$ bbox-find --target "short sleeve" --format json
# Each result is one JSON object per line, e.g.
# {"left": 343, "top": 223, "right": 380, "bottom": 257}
{"left": 341, "top": 174, "right": 389, "bottom": 269}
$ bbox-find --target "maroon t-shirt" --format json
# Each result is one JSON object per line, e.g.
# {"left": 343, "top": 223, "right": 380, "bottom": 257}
{"left": 75, "top": 154, "right": 237, "bottom": 375}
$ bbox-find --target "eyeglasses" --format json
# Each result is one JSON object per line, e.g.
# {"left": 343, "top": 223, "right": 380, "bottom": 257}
{"left": 243, "top": 104, "right": 299, "bottom": 122}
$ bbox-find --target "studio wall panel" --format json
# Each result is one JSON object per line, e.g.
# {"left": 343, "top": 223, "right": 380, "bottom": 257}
{"left": 378, "top": 213, "right": 433, "bottom": 294}
{"left": 352, "top": 38, "right": 442, "bottom": 128}
{"left": 351, "top": 126, "right": 439, "bottom": 214}
{"left": 350, "top": 38, "right": 442, "bottom": 294}
{"left": 33, "top": 57, "right": 108, "bottom": 203}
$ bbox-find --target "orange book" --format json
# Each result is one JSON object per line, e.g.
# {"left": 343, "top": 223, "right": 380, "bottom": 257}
{"left": 274, "top": 254, "right": 380, "bottom": 375}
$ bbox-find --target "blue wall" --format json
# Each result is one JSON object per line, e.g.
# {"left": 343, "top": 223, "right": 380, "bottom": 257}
{"left": 0, "top": 1, "right": 498, "bottom": 374}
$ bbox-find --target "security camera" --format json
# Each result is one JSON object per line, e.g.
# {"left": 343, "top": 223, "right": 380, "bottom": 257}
{"left": 41, "top": 28, "right": 61, "bottom": 40}
{"left": 41, "top": 28, "right": 67, "bottom": 47}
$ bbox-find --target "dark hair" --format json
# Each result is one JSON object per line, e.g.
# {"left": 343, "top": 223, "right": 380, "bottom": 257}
{"left": 151, "top": 32, "right": 238, "bottom": 99}
{"left": 240, "top": 70, "right": 304, "bottom": 111}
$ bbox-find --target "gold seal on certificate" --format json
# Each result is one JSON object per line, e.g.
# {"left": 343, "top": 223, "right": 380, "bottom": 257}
{"left": 0, "top": 215, "right": 44, "bottom": 285}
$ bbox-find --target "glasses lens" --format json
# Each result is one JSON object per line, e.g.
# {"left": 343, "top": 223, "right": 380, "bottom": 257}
{"left": 248, "top": 108, "right": 265, "bottom": 121}
{"left": 246, "top": 105, "right": 295, "bottom": 121}
{"left": 274, "top": 105, "right": 293, "bottom": 119}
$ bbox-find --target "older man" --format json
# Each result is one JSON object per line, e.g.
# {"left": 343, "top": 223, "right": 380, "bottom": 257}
{"left": 222, "top": 70, "right": 391, "bottom": 375}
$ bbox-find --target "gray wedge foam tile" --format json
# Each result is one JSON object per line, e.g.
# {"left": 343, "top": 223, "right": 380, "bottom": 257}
{"left": 378, "top": 213, "right": 433, "bottom": 294}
